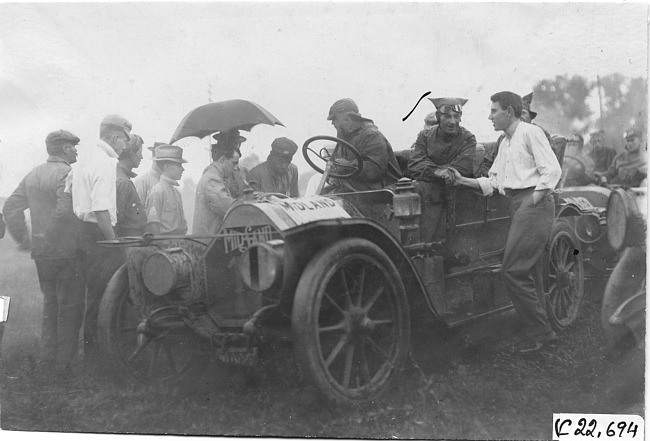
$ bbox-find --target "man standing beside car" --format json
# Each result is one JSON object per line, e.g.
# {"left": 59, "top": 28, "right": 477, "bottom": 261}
{"left": 193, "top": 130, "right": 246, "bottom": 235}
{"left": 71, "top": 114, "right": 132, "bottom": 365}
{"left": 116, "top": 134, "right": 147, "bottom": 237}
{"left": 450, "top": 91, "right": 562, "bottom": 353}
{"left": 247, "top": 137, "right": 300, "bottom": 197}
{"left": 3, "top": 130, "right": 85, "bottom": 375}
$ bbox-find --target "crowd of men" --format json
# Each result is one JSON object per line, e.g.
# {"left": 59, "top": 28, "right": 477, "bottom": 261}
{"left": 1, "top": 92, "right": 647, "bottom": 376}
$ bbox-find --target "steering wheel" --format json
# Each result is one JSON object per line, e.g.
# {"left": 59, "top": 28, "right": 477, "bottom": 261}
{"left": 562, "top": 155, "right": 594, "bottom": 186}
{"left": 303, "top": 135, "right": 363, "bottom": 179}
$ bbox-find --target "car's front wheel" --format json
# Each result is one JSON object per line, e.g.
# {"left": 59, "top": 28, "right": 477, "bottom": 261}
{"left": 291, "top": 238, "right": 410, "bottom": 405}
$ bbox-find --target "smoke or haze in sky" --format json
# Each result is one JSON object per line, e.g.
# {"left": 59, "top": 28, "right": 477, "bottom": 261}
{"left": 0, "top": 2, "right": 647, "bottom": 196}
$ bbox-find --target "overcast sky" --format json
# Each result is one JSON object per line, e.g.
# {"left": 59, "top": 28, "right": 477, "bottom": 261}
{"left": 0, "top": 2, "right": 647, "bottom": 196}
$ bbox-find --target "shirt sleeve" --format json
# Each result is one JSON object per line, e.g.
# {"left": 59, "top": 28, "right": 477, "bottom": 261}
{"left": 527, "top": 126, "right": 562, "bottom": 191}
{"left": 2, "top": 178, "right": 29, "bottom": 243}
{"left": 145, "top": 188, "right": 163, "bottom": 224}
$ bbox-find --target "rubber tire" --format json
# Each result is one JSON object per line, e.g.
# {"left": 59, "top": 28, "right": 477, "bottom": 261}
{"left": 544, "top": 219, "right": 585, "bottom": 330}
{"left": 291, "top": 238, "right": 410, "bottom": 405}
{"left": 97, "top": 265, "right": 207, "bottom": 384}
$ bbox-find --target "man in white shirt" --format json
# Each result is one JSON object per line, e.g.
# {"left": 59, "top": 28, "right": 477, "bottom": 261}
{"left": 71, "top": 114, "right": 132, "bottom": 363}
{"left": 450, "top": 91, "right": 562, "bottom": 353}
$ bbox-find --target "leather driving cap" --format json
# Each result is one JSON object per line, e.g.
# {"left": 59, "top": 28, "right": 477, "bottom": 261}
{"left": 270, "top": 137, "right": 298, "bottom": 157}
{"left": 153, "top": 144, "right": 188, "bottom": 163}
{"left": 45, "top": 130, "right": 80, "bottom": 147}
{"left": 428, "top": 97, "right": 467, "bottom": 114}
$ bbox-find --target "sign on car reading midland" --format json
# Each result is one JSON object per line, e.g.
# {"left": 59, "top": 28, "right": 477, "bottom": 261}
{"left": 267, "top": 196, "right": 350, "bottom": 225}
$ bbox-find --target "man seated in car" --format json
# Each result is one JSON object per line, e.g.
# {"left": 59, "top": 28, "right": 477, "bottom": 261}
{"left": 408, "top": 97, "right": 476, "bottom": 247}
{"left": 326, "top": 98, "right": 401, "bottom": 192}
{"left": 597, "top": 127, "right": 647, "bottom": 187}
{"left": 248, "top": 137, "right": 300, "bottom": 197}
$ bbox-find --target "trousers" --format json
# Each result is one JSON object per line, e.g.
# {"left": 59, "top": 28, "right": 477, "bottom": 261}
{"left": 78, "top": 222, "right": 124, "bottom": 347}
{"left": 34, "top": 257, "right": 85, "bottom": 365}
{"left": 501, "top": 188, "right": 555, "bottom": 339}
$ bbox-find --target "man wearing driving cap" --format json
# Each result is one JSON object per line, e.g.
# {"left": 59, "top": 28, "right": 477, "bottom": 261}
{"left": 3, "top": 130, "right": 85, "bottom": 375}
{"left": 193, "top": 130, "right": 247, "bottom": 235}
{"left": 408, "top": 97, "right": 476, "bottom": 248}
{"left": 71, "top": 114, "right": 132, "bottom": 364}
{"left": 145, "top": 144, "right": 188, "bottom": 236}
{"left": 597, "top": 127, "right": 646, "bottom": 187}
{"left": 116, "top": 134, "right": 147, "bottom": 237}
{"left": 134, "top": 141, "right": 165, "bottom": 205}
{"left": 248, "top": 137, "right": 300, "bottom": 197}
{"left": 326, "top": 98, "right": 401, "bottom": 192}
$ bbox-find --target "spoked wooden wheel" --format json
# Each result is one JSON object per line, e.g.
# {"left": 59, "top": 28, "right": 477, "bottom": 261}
{"left": 98, "top": 266, "right": 208, "bottom": 384}
{"left": 292, "top": 239, "right": 410, "bottom": 405}
{"left": 545, "top": 219, "right": 585, "bottom": 330}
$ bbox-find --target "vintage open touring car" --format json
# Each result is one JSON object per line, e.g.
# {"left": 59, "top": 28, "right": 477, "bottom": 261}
{"left": 97, "top": 131, "right": 593, "bottom": 405}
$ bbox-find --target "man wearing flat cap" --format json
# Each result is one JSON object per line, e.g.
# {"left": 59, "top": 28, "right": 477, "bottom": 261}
{"left": 193, "top": 130, "right": 248, "bottom": 235}
{"left": 327, "top": 98, "right": 401, "bottom": 192}
{"left": 145, "top": 145, "right": 188, "bottom": 236}
{"left": 71, "top": 114, "right": 132, "bottom": 363}
{"left": 408, "top": 97, "right": 477, "bottom": 245}
{"left": 597, "top": 127, "right": 647, "bottom": 187}
{"left": 134, "top": 141, "right": 165, "bottom": 205}
{"left": 116, "top": 134, "right": 147, "bottom": 237}
{"left": 248, "top": 137, "right": 300, "bottom": 197}
{"left": 3, "top": 130, "right": 85, "bottom": 375}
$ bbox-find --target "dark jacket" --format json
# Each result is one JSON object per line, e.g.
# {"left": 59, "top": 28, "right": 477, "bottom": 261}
{"left": 333, "top": 123, "right": 401, "bottom": 191}
{"left": 116, "top": 163, "right": 147, "bottom": 237}
{"left": 408, "top": 125, "right": 477, "bottom": 181}
{"left": 3, "top": 156, "right": 80, "bottom": 258}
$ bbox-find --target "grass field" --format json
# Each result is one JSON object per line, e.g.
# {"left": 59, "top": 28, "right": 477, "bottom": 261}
{"left": 0, "top": 236, "right": 643, "bottom": 440}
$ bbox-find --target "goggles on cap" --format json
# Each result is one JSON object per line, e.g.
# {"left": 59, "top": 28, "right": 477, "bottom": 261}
{"left": 437, "top": 105, "right": 463, "bottom": 115}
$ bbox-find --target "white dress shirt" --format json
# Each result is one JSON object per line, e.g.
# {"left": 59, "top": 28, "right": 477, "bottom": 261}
{"left": 477, "top": 122, "right": 561, "bottom": 196}
{"left": 71, "top": 140, "right": 118, "bottom": 225}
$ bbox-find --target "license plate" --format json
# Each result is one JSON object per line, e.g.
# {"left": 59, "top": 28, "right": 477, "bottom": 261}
{"left": 217, "top": 347, "right": 257, "bottom": 366}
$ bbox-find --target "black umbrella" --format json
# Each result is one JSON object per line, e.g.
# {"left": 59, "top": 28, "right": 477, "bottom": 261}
{"left": 169, "top": 99, "right": 284, "bottom": 144}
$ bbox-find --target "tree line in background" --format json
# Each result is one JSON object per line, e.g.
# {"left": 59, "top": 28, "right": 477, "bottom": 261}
{"left": 533, "top": 73, "right": 647, "bottom": 150}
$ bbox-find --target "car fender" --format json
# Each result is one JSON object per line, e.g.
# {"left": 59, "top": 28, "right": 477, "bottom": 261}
{"left": 281, "top": 218, "right": 445, "bottom": 329}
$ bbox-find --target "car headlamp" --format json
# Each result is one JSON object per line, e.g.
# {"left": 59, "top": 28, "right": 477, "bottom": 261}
{"left": 606, "top": 188, "right": 646, "bottom": 251}
{"left": 142, "top": 247, "right": 193, "bottom": 296}
{"left": 240, "top": 240, "right": 285, "bottom": 292}
{"left": 575, "top": 213, "right": 603, "bottom": 244}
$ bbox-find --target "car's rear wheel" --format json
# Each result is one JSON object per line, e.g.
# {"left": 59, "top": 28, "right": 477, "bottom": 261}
{"left": 292, "top": 238, "right": 410, "bottom": 405}
{"left": 98, "top": 265, "right": 208, "bottom": 384}
{"left": 545, "top": 219, "right": 585, "bottom": 330}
